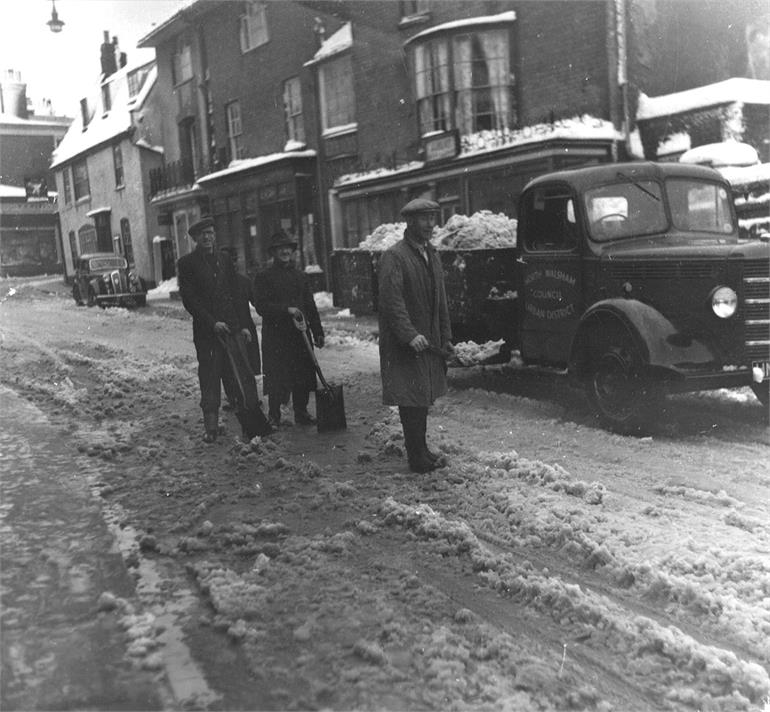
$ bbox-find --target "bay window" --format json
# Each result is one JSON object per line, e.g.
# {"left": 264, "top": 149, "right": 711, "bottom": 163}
{"left": 410, "top": 24, "right": 515, "bottom": 138}
{"left": 226, "top": 101, "right": 244, "bottom": 160}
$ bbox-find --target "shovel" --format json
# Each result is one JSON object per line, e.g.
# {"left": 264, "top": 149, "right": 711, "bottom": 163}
{"left": 218, "top": 332, "right": 273, "bottom": 439}
{"left": 292, "top": 310, "right": 347, "bottom": 433}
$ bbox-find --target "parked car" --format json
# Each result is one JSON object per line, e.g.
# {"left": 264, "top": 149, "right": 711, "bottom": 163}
{"left": 72, "top": 253, "right": 147, "bottom": 308}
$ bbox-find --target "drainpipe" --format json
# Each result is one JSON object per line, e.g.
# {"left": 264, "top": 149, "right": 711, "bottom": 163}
{"left": 613, "top": 0, "right": 631, "bottom": 160}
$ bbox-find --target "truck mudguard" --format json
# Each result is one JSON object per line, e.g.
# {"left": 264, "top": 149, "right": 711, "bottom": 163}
{"left": 569, "top": 299, "right": 716, "bottom": 378}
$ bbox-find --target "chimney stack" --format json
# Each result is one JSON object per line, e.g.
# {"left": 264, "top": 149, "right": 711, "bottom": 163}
{"left": 0, "top": 69, "right": 29, "bottom": 119}
{"left": 100, "top": 30, "right": 117, "bottom": 78}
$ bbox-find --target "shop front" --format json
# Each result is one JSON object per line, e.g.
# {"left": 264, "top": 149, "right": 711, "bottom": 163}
{"left": 196, "top": 151, "right": 321, "bottom": 280}
{"left": 332, "top": 133, "right": 623, "bottom": 248}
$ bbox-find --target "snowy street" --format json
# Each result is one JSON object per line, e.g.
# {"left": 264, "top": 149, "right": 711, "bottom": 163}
{"left": 1, "top": 277, "right": 769, "bottom": 711}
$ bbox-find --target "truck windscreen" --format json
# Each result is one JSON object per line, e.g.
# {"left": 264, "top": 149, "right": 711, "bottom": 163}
{"left": 665, "top": 179, "right": 735, "bottom": 235}
{"left": 584, "top": 180, "right": 666, "bottom": 242}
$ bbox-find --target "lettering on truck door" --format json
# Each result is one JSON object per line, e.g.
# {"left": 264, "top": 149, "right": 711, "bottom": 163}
{"left": 519, "top": 185, "right": 582, "bottom": 365}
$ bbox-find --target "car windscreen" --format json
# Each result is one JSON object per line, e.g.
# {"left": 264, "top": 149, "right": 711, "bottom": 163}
{"left": 665, "top": 179, "right": 735, "bottom": 235}
{"left": 89, "top": 257, "right": 127, "bottom": 271}
{"left": 584, "top": 180, "right": 667, "bottom": 242}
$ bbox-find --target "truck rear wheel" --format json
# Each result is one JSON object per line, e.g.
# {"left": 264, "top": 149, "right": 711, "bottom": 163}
{"left": 585, "top": 332, "right": 661, "bottom": 434}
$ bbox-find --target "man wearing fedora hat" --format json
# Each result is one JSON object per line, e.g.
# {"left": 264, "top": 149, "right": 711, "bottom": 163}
{"left": 177, "top": 216, "right": 256, "bottom": 442}
{"left": 377, "top": 198, "right": 452, "bottom": 473}
{"left": 253, "top": 231, "right": 324, "bottom": 427}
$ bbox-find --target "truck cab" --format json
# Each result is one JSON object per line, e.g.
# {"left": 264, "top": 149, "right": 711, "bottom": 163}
{"left": 516, "top": 161, "right": 769, "bottom": 431}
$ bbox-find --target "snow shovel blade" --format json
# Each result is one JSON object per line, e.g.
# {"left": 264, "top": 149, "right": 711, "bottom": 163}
{"left": 236, "top": 404, "right": 273, "bottom": 439}
{"left": 315, "top": 384, "right": 346, "bottom": 433}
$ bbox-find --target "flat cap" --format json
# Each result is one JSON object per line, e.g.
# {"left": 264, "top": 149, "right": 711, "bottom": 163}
{"left": 269, "top": 231, "right": 298, "bottom": 250}
{"left": 188, "top": 215, "right": 214, "bottom": 236}
{"left": 400, "top": 198, "right": 440, "bottom": 216}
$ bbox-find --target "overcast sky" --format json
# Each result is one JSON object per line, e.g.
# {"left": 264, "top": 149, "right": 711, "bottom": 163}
{"left": 0, "top": 0, "right": 189, "bottom": 117}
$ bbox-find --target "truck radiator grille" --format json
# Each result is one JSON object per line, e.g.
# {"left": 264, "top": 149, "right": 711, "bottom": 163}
{"left": 607, "top": 263, "right": 716, "bottom": 280}
{"left": 743, "top": 259, "right": 770, "bottom": 360}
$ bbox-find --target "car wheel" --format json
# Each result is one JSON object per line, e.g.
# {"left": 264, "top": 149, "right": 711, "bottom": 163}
{"left": 585, "top": 330, "right": 661, "bottom": 434}
{"left": 87, "top": 287, "right": 97, "bottom": 307}
{"left": 72, "top": 284, "right": 84, "bottom": 306}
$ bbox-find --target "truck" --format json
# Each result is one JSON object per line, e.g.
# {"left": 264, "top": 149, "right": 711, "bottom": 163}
{"left": 331, "top": 161, "right": 770, "bottom": 432}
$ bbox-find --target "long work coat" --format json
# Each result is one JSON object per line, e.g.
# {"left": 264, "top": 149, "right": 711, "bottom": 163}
{"left": 177, "top": 247, "right": 249, "bottom": 345}
{"left": 253, "top": 262, "right": 323, "bottom": 397}
{"left": 377, "top": 232, "right": 452, "bottom": 407}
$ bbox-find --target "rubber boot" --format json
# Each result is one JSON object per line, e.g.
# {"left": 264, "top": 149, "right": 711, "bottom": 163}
{"left": 399, "top": 407, "right": 436, "bottom": 473}
{"left": 203, "top": 411, "right": 218, "bottom": 443}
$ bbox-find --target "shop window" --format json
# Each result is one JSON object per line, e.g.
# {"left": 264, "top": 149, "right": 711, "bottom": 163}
{"left": 283, "top": 77, "right": 305, "bottom": 144}
{"left": 72, "top": 159, "right": 90, "bottom": 201}
{"left": 240, "top": 1, "right": 268, "bottom": 53}
{"left": 319, "top": 54, "right": 355, "bottom": 134}
{"left": 78, "top": 224, "right": 98, "bottom": 254}
{"left": 410, "top": 25, "right": 515, "bottom": 138}
{"left": 120, "top": 218, "right": 134, "bottom": 266}
{"left": 172, "top": 37, "right": 193, "bottom": 86}
{"left": 468, "top": 167, "right": 524, "bottom": 217}
{"left": 62, "top": 168, "right": 72, "bottom": 204}
{"left": 226, "top": 101, "right": 245, "bottom": 160}
{"left": 113, "top": 144, "right": 124, "bottom": 188}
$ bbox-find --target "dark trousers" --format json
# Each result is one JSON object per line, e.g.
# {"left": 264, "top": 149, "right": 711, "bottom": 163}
{"left": 194, "top": 337, "right": 236, "bottom": 414}
{"left": 398, "top": 406, "right": 428, "bottom": 464}
{"left": 268, "top": 388, "right": 310, "bottom": 420}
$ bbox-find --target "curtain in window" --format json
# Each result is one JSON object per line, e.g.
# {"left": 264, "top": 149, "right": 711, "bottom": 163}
{"left": 453, "top": 35, "right": 474, "bottom": 134}
{"left": 481, "top": 30, "right": 510, "bottom": 131}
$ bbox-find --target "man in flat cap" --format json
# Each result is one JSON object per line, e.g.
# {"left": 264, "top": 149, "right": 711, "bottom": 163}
{"left": 253, "top": 231, "right": 324, "bottom": 428}
{"left": 177, "top": 216, "right": 256, "bottom": 442}
{"left": 377, "top": 198, "right": 452, "bottom": 473}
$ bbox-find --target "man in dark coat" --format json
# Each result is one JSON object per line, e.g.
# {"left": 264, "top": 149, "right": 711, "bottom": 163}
{"left": 377, "top": 198, "right": 452, "bottom": 473}
{"left": 177, "top": 216, "right": 255, "bottom": 442}
{"left": 253, "top": 231, "right": 324, "bottom": 427}
{"left": 219, "top": 246, "right": 261, "bottom": 410}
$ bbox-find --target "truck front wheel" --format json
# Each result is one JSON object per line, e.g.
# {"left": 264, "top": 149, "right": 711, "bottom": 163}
{"left": 585, "top": 334, "right": 661, "bottom": 434}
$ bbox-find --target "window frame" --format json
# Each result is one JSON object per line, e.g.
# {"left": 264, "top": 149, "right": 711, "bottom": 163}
{"left": 113, "top": 144, "right": 124, "bottom": 188}
{"left": 62, "top": 167, "right": 72, "bottom": 204}
{"left": 318, "top": 53, "right": 356, "bottom": 135}
{"left": 240, "top": 1, "right": 269, "bottom": 53}
{"left": 410, "top": 25, "right": 515, "bottom": 139}
{"left": 283, "top": 76, "right": 305, "bottom": 144}
{"left": 72, "top": 159, "right": 90, "bottom": 201}
{"left": 172, "top": 37, "right": 193, "bottom": 86}
{"left": 226, "top": 100, "right": 245, "bottom": 160}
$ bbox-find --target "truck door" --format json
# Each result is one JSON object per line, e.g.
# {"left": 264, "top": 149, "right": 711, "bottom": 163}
{"left": 518, "top": 184, "right": 582, "bottom": 366}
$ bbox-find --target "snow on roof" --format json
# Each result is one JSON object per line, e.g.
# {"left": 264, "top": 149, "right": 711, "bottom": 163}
{"left": 335, "top": 115, "right": 621, "bottom": 187}
{"left": 50, "top": 61, "right": 156, "bottom": 169}
{"left": 718, "top": 162, "right": 770, "bottom": 189}
{"left": 0, "top": 112, "right": 72, "bottom": 128}
{"left": 196, "top": 150, "right": 317, "bottom": 184}
{"left": 406, "top": 11, "right": 516, "bottom": 44}
{"left": 657, "top": 132, "right": 691, "bottom": 157}
{"left": 305, "top": 22, "right": 352, "bottom": 66}
{"left": 0, "top": 184, "right": 30, "bottom": 198}
{"left": 679, "top": 140, "right": 759, "bottom": 168}
{"left": 637, "top": 78, "right": 770, "bottom": 121}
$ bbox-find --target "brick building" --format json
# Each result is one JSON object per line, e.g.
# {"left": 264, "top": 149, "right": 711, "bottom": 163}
{"left": 137, "top": 0, "right": 769, "bottom": 279}
{"left": 0, "top": 70, "right": 71, "bottom": 277}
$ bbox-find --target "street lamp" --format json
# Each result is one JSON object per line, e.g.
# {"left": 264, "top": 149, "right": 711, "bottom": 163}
{"left": 47, "top": 0, "right": 65, "bottom": 33}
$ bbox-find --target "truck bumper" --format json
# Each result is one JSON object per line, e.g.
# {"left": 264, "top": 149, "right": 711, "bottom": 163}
{"left": 664, "top": 363, "right": 766, "bottom": 393}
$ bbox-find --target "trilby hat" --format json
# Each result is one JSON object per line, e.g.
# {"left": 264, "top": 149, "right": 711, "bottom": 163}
{"left": 400, "top": 198, "right": 440, "bottom": 216}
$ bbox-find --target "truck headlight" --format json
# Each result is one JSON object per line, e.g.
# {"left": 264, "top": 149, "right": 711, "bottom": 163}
{"left": 711, "top": 286, "right": 737, "bottom": 318}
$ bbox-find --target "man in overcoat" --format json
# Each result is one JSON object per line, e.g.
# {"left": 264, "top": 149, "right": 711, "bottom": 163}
{"left": 377, "top": 198, "right": 452, "bottom": 473}
{"left": 177, "top": 216, "right": 255, "bottom": 442}
{"left": 253, "top": 231, "right": 324, "bottom": 427}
